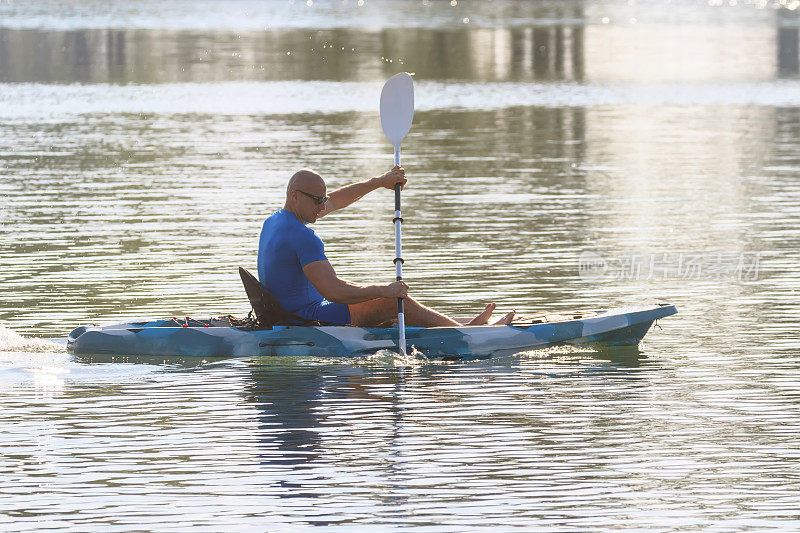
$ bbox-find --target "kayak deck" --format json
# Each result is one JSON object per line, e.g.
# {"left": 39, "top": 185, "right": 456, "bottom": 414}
{"left": 67, "top": 304, "right": 677, "bottom": 359}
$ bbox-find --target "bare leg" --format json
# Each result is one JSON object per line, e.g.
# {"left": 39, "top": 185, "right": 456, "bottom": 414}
{"left": 349, "top": 297, "right": 465, "bottom": 327}
{"left": 349, "top": 298, "right": 513, "bottom": 328}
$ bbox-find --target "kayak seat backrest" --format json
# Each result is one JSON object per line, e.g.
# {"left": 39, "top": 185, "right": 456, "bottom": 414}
{"left": 238, "top": 267, "right": 292, "bottom": 327}
{"left": 238, "top": 267, "right": 328, "bottom": 327}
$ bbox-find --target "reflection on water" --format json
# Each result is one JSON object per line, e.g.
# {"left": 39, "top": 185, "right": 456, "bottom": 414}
{"left": 247, "top": 364, "right": 325, "bottom": 466}
{"left": 2, "top": 0, "right": 800, "bottom": 530}
{"left": 4, "top": 351, "right": 798, "bottom": 529}
{"left": 4, "top": 3, "right": 800, "bottom": 84}
{"left": 0, "top": 24, "right": 586, "bottom": 83}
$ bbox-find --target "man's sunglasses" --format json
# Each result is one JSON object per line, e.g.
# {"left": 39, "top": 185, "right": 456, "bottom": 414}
{"left": 296, "top": 189, "right": 329, "bottom": 205}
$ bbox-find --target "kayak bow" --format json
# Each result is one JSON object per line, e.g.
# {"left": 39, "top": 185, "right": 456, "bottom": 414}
{"left": 67, "top": 304, "right": 677, "bottom": 360}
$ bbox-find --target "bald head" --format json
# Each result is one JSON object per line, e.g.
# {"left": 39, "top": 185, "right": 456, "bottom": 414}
{"left": 286, "top": 169, "right": 324, "bottom": 198}
{"left": 284, "top": 169, "right": 328, "bottom": 224}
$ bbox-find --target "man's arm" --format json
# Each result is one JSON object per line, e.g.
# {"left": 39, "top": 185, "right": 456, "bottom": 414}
{"left": 303, "top": 260, "right": 407, "bottom": 304}
{"left": 318, "top": 166, "right": 407, "bottom": 218}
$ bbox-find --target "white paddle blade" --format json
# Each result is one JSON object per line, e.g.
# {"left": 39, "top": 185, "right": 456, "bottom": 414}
{"left": 380, "top": 72, "right": 415, "bottom": 148}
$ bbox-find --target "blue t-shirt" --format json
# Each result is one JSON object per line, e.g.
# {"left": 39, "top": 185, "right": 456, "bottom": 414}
{"left": 257, "top": 209, "right": 327, "bottom": 313}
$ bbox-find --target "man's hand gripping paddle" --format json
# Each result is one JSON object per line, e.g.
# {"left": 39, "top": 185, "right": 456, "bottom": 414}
{"left": 380, "top": 73, "right": 414, "bottom": 356}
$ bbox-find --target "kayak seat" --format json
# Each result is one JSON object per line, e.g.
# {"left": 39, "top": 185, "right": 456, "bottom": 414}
{"left": 238, "top": 267, "right": 330, "bottom": 328}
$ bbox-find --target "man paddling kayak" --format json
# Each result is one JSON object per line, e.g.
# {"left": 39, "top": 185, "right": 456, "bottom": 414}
{"left": 258, "top": 168, "right": 515, "bottom": 327}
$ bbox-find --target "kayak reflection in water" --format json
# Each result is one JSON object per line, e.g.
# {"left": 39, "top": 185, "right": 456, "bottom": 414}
{"left": 257, "top": 168, "right": 515, "bottom": 328}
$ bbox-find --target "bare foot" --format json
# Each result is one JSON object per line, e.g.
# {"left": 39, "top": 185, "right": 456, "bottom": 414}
{"left": 491, "top": 310, "right": 516, "bottom": 326}
{"left": 467, "top": 303, "right": 496, "bottom": 325}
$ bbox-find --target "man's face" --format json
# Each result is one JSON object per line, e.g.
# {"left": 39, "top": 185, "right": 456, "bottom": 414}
{"left": 293, "top": 183, "right": 327, "bottom": 224}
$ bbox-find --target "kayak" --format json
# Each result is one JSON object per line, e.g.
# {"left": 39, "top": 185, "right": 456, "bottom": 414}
{"left": 67, "top": 303, "right": 677, "bottom": 360}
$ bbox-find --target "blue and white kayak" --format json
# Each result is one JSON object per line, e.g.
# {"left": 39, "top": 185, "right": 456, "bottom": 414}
{"left": 67, "top": 304, "right": 677, "bottom": 360}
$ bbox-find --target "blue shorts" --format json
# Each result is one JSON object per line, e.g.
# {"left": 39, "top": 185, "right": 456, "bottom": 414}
{"left": 295, "top": 299, "right": 351, "bottom": 325}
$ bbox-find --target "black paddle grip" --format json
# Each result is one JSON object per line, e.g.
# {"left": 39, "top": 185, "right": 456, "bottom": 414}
{"left": 394, "top": 183, "right": 401, "bottom": 211}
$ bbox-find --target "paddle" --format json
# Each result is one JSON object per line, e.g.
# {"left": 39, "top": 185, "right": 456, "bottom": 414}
{"left": 380, "top": 72, "right": 414, "bottom": 356}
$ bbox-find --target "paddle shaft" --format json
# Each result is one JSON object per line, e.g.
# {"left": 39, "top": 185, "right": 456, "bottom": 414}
{"left": 393, "top": 147, "right": 407, "bottom": 356}
{"left": 380, "top": 72, "right": 413, "bottom": 357}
